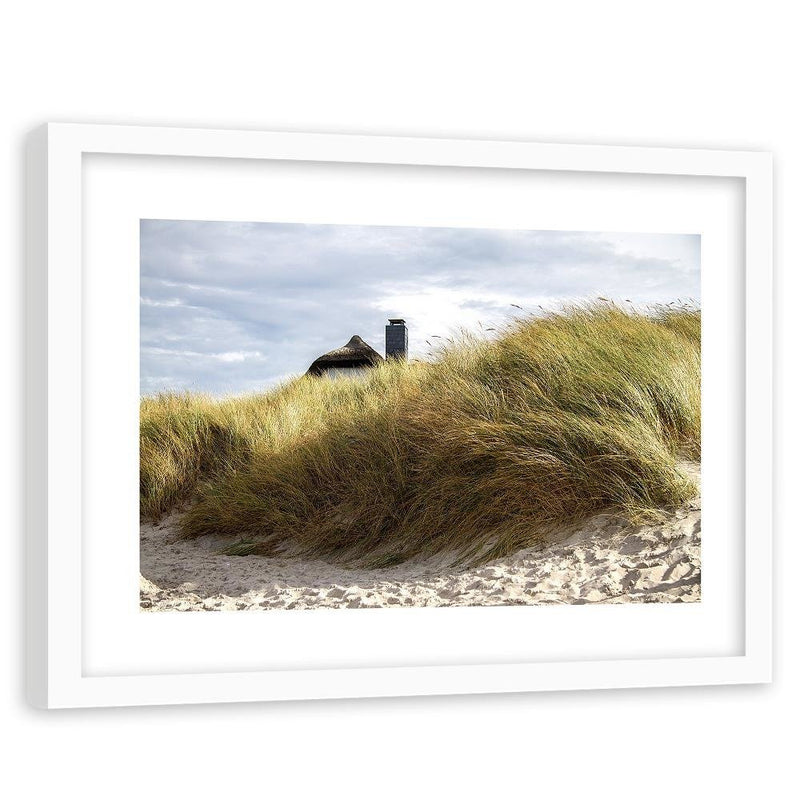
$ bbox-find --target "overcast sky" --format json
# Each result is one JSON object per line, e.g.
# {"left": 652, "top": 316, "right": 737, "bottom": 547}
{"left": 140, "top": 220, "right": 700, "bottom": 396}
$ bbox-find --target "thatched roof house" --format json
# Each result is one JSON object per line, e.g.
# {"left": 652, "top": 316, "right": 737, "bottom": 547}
{"left": 306, "top": 335, "right": 384, "bottom": 377}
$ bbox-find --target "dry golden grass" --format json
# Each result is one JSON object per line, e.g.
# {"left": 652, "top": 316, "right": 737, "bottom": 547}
{"left": 140, "top": 303, "right": 700, "bottom": 565}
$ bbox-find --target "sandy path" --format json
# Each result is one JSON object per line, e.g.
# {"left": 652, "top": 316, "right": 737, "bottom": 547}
{"left": 140, "top": 463, "right": 700, "bottom": 611}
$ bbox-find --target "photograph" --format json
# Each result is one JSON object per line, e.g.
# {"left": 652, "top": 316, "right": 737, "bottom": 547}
{"left": 9, "top": 4, "right": 786, "bottom": 791}
{"left": 139, "top": 219, "right": 702, "bottom": 612}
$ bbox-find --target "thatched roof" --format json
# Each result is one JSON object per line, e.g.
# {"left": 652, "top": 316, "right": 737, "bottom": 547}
{"left": 306, "top": 335, "right": 384, "bottom": 376}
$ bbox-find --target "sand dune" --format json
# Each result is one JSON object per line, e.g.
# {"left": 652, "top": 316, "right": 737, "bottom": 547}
{"left": 140, "top": 463, "right": 700, "bottom": 611}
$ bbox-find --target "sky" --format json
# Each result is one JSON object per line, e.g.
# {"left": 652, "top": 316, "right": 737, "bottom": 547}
{"left": 140, "top": 220, "right": 700, "bottom": 396}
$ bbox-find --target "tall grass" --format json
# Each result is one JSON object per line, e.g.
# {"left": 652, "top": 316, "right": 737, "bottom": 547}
{"left": 140, "top": 303, "right": 701, "bottom": 565}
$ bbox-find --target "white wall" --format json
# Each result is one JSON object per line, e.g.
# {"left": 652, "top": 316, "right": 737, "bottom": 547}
{"left": 322, "top": 366, "right": 372, "bottom": 381}
{"left": 2, "top": 2, "right": 796, "bottom": 797}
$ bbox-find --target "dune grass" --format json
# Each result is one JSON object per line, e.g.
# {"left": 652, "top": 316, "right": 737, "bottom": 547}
{"left": 140, "top": 303, "right": 701, "bottom": 565}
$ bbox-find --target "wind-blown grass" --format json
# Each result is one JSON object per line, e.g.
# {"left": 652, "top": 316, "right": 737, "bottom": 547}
{"left": 140, "top": 303, "right": 700, "bottom": 565}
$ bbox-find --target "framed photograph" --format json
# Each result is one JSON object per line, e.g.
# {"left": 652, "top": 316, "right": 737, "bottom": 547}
{"left": 26, "top": 123, "right": 772, "bottom": 708}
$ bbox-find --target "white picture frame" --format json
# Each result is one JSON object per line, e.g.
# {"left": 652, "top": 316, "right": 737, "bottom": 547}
{"left": 26, "top": 123, "right": 772, "bottom": 709}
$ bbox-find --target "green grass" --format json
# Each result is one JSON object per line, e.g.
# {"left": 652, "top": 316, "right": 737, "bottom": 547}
{"left": 140, "top": 303, "right": 701, "bottom": 565}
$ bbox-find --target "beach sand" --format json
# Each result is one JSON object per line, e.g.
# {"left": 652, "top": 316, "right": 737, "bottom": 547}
{"left": 140, "top": 463, "right": 700, "bottom": 612}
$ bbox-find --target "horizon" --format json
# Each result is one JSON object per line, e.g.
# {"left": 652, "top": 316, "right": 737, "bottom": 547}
{"left": 140, "top": 220, "right": 700, "bottom": 396}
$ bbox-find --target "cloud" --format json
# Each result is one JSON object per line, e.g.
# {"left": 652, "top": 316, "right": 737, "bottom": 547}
{"left": 140, "top": 220, "right": 700, "bottom": 395}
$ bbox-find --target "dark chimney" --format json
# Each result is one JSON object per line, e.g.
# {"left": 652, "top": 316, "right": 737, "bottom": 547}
{"left": 385, "top": 318, "right": 408, "bottom": 360}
